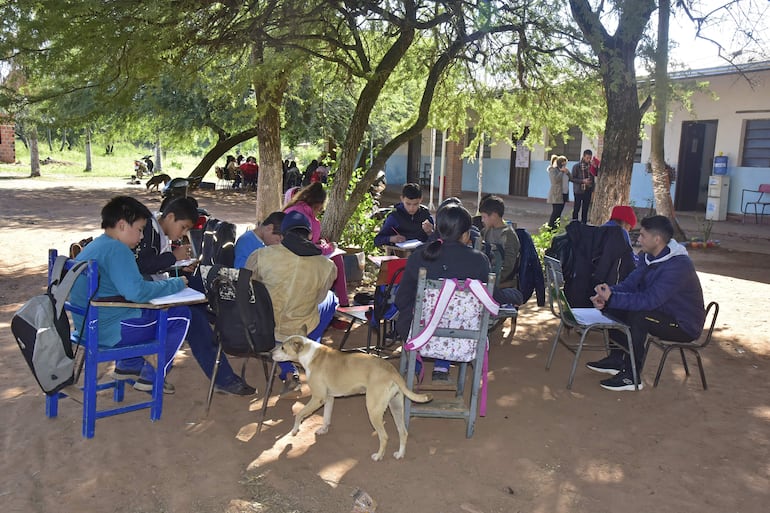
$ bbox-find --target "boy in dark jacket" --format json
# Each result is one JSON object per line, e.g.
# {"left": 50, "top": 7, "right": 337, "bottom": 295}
{"left": 588, "top": 215, "right": 705, "bottom": 391}
{"left": 374, "top": 183, "right": 434, "bottom": 247}
{"left": 136, "top": 197, "right": 256, "bottom": 396}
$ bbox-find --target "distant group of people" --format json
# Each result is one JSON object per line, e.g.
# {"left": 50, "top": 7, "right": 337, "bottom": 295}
{"left": 546, "top": 149, "right": 599, "bottom": 228}
{"left": 216, "top": 154, "right": 258, "bottom": 191}
{"left": 282, "top": 158, "right": 331, "bottom": 193}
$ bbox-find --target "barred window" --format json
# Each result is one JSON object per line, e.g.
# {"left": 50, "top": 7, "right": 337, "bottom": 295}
{"left": 742, "top": 119, "right": 770, "bottom": 167}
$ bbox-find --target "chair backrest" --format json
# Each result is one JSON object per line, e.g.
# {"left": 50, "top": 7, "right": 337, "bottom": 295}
{"left": 544, "top": 255, "right": 565, "bottom": 319}
{"left": 758, "top": 183, "right": 770, "bottom": 194}
{"left": 372, "top": 258, "right": 408, "bottom": 323}
{"left": 696, "top": 301, "right": 720, "bottom": 349}
{"left": 200, "top": 218, "right": 236, "bottom": 267}
{"left": 407, "top": 268, "right": 496, "bottom": 363}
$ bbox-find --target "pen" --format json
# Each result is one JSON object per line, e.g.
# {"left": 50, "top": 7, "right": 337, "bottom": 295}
{"left": 392, "top": 226, "right": 400, "bottom": 235}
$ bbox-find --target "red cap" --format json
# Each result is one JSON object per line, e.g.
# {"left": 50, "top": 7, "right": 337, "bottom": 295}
{"left": 610, "top": 205, "right": 637, "bottom": 229}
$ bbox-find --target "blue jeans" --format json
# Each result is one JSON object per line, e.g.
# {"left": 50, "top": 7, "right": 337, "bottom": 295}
{"left": 115, "top": 306, "right": 191, "bottom": 380}
{"left": 278, "top": 290, "right": 339, "bottom": 379}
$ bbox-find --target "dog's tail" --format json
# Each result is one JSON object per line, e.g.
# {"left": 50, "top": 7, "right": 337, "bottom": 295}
{"left": 394, "top": 376, "right": 432, "bottom": 403}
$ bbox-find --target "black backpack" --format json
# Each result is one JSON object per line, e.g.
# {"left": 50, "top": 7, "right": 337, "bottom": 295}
{"left": 11, "top": 256, "right": 89, "bottom": 395}
{"left": 200, "top": 218, "right": 236, "bottom": 267}
{"left": 205, "top": 266, "right": 276, "bottom": 355}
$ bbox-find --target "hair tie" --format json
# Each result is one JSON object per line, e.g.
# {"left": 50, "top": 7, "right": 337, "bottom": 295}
{"left": 437, "top": 238, "right": 444, "bottom": 244}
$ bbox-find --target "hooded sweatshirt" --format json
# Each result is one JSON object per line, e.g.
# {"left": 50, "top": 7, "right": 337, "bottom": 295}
{"left": 608, "top": 239, "right": 705, "bottom": 339}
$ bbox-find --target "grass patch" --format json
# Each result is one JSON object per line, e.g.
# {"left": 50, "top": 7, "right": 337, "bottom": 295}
{"left": 0, "top": 143, "right": 212, "bottom": 180}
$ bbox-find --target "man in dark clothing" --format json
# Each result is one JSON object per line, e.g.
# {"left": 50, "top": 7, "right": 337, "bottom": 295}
{"left": 570, "top": 149, "right": 594, "bottom": 224}
{"left": 587, "top": 216, "right": 705, "bottom": 391}
{"left": 374, "top": 183, "right": 434, "bottom": 247}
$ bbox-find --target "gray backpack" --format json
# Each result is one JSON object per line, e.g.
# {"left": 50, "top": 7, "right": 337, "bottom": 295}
{"left": 11, "top": 256, "right": 89, "bottom": 395}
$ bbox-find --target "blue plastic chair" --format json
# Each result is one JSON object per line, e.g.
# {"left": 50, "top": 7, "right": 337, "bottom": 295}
{"left": 46, "top": 249, "right": 168, "bottom": 438}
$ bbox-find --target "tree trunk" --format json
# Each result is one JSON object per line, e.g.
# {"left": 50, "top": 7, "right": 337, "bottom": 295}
{"left": 59, "top": 129, "right": 67, "bottom": 152}
{"left": 649, "top": 0, "right": 686, "bottom": 240}
{"left": 154, "top": 138, "right": 162, "bottom": 172}
{"left": 84, "top": 127, "right": 92, "bottom": 171}
{"left": 186, "top": 127, "right": 260, "bottom": 184}
{"left": 255, "top": 80, "right": 287, "bottom": 223}
{"left": 29, "top": 126, "right": 40, "bottom": 177}
{"left": 570, "top": 0, "right": 656, "bottom": 225}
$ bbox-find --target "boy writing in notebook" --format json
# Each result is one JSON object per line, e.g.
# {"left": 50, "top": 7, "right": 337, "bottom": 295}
{"left": 70, "top": 196, "right": 191, "bottom": 394}
{"left": 374, "top": 183, "right": 434, "bottom": 247}
{"left": 135, "top": 197, "right": 256, "bottom": 395}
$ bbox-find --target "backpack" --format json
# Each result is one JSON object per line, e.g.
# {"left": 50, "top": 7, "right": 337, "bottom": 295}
{"left": 11, "top": 256, "right": 89, "bottom": 395}
{"left": 200, "top": 218, "right": 236, "bottom": 267}
{"left": 205, "top": 266, "right": 276, "bottom": 355}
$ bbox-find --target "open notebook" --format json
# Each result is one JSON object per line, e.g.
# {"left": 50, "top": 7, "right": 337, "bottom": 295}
{"left": 149, "top": 287, "right": 206, "bottom": 305}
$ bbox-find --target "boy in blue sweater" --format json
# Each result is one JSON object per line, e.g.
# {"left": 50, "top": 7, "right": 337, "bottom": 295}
{"left": 374, "top": 183, "right": 434, "bottom": 247}
{"left": 70, "top": 196, "right": 191, "bottom": 394}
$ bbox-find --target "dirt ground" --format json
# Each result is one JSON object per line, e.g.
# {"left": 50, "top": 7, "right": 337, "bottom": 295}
{"left": 1, "top": 176, "right": 769, "bottom": 513}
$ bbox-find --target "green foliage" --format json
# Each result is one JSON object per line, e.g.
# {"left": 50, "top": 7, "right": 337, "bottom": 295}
{"left": 337, "top": 167, "right": 378, "bottom": 255}
{"left": 530, "top": 220, "right": 565, "bottom": 264}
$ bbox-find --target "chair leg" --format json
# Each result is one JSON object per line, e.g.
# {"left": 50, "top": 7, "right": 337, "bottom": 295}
{"left": 456, "top": 362, "right": 467, "bottom": 397}
{"left": 653, "top": 346, "right": 674, "bottom": 387}
{"left": 403, "top": 351, "right": 417, "bottom": 430}
{"left": 545, "top": 322, "right": 565, "bottom": 370}
{"left": 679, "top": 348, "right": 690, "bottom": 376}
{"left": 82, "top": 352, "right": 99, "bottom": 438}
{"left": 205, "top": 343, "right": 224, "bottom": 415}
{"left": 257, "top": 359, "right": 279, "bottom": 433}
{"left": 466, "top": 351, "right": 486, "bottom": 438}
{"left": 693, "top": 350, "right": 708, "bottom": 390}
{"left": 566, "top": 331, "right": 589, "bottom": 389}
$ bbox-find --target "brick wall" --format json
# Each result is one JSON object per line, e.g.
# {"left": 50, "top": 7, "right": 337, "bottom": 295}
{"left": 444, "top": 134, "right": 465, "bottom": 199}
{"left": 0, "top": 125, "right": 16, "bottom": 163}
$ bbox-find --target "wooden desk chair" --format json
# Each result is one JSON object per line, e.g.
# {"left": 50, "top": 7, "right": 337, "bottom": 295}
{"left": 400, "top": 268, "right": 498, "bottom": 438}
{"left": 45, "top": 249, "right": 171, "bottom": 438}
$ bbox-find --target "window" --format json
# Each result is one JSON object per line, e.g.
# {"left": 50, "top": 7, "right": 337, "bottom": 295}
{"left": 742, "top": 119, "right": 770, "bottom": 167}
{"left": 434, "top": 130, "right": 443, "bottom": 158}
{"left": 551, "top": 126, "right": 582, "bottom": 161}
{"left": 466, "top": 128, "right": 491, "bottom": 159}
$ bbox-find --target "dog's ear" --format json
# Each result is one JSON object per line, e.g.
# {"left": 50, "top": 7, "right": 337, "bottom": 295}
{"left": 288, "top": 336, "right": 305, "bottom": 354}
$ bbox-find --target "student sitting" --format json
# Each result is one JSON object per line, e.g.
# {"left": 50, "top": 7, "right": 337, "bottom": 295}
{"left": 245, "top": 212, "right": 338, "bottom": 392}
{"left": 233, "top": 211, "right": 285, "bottom": 268}
{"left": 136, "top": 197, "right": 256, "bottom": 396}
{"left": 394, "top": 204, "right": 490, "bottom": 382}
{"left": 478, "top": 195, "right": 524, "bottom": 307}
{"left": 374, "top": 183, "right": 434, "bottom": 247}
{"left": 70, "top": 196, "right": 191, "bottom": 394}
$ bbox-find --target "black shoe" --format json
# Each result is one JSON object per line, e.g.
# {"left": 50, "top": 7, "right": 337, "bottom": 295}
{"left": 600, "top": 370, "right": 643, "bottom": 391}
{"left": 281, "top": 373, "right": 302, "bottom": 394}
{"left": 431, "top": 370, "right": 449, "bottom": 382}
{"left": 216, "top": 379, "right": 257, "bottom": 396}
{"left": 586, "top": 357, "right": 623, "bottom": 376}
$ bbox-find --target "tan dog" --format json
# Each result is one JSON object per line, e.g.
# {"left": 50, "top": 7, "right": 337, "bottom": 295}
{"left": 272, "top": 335, "right": 432, "bottom": 461}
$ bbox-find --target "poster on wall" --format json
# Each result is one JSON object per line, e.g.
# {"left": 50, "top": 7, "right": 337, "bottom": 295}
{"left": 515, "top": 141, "right": 530, "bottom": 168}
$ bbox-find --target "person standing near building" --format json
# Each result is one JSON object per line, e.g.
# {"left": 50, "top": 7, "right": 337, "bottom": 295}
{"left": 546, "top": 155, "right": 570, "bottom": 229}
{"left": 571, "top": 149, "right": 594, "bottom": 224}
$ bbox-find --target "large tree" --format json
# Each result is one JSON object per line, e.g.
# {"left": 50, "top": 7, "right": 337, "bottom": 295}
{"left": 569, "top": 0, "right": 656, "bottom": 225}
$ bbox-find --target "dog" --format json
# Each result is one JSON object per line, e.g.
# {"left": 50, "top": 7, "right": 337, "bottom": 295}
{"left": 272, "top": 335, "right": 432, "bottom": 461}
{"left": 146, "top": 173, "right": 171, "bottom": 192}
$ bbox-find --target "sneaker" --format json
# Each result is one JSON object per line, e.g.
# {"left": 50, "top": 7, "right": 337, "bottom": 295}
{"left": 133, "top": 378, "right": 176, "bottom": 395}
{"left": 111, "top": 367, "right": 142, "bottom": 380}
{"left": 586, "top": 357, "right": 623, "bottom": 376}
{"left": 431, "top": 370, "right": 450, "bottom": 382}
{"left": 280, "top": 373, "right": 302, "bottom": 395}
{"left": 215, "top": 379, "right": 257, "bottom": 396}
{"left": 600, "top": 370, "right": 643, "bottom": 391}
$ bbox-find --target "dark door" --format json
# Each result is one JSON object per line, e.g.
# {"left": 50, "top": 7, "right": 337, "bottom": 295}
{"left": 508, "top": 137, "right": 530, "bottom": 197}
{"left": 675, "top": 122, "right": 705, "bottom": 211}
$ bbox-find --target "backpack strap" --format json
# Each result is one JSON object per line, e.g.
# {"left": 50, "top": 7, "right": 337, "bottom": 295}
{"left": 234, "top": 268, "right": 257, "bottom": 351}
{"left": 50, "top": 258, "right": 90, "bottom": 318}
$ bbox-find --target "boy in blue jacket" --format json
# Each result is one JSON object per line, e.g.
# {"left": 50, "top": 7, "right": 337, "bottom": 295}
{"left": 588, "top": 215, "right": 705, "bottom": 391}
{"left": 70, "top": 196, "right": 191, "bottom": 394}
{"left": 374, "top": 183, "right": 434, "bottom": 247}
{"left": 136, "top": 197, "right": 256, "bottom": 396}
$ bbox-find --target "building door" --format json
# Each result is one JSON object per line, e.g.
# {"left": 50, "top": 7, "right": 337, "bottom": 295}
{"left": 508, "top": 132, "right": 531, "bottom": 197}
{"left": 675, "top": 121, "right": 717, "bottom": 211}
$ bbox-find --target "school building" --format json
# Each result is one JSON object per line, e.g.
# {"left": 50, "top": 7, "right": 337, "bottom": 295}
{"left": 383, "top": 61, "right": 770, "bottom": 218}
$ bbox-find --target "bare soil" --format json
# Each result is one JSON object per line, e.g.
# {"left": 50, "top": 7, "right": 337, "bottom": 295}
{"left": 1, "top": 177, "right": 768, "bottom": 513}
